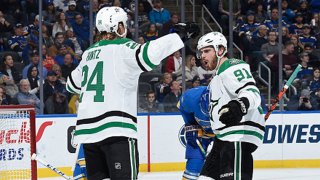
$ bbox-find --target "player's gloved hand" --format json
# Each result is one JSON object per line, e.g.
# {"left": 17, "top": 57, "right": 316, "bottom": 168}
{"left": 185, "top": 130, "right": 198, "bottom": 148}
{"left": 218, "top": 97, "right": 249, "bottom": 126}
{"left": 172, "top": 22, "right": 200, "bottom": 42}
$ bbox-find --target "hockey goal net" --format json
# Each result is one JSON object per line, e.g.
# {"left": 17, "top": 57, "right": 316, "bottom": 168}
{"left": 0, "top": 105, "right": 37, "bottom": 180}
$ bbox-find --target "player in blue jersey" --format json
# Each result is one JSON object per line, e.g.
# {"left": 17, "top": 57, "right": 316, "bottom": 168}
{"left": 177, "top": 86, "right": 214, "bottom": 180}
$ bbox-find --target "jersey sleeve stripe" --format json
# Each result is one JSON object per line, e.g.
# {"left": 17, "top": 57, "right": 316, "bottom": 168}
{"left": 235, "top": 82, "right": 256, "bottom": 94}
{"left": 76, "top": 110, "right": 137, "bottom": 126}
{"left": 135, "top": 45, "right": 148, "bottom": 72}
{"left": 142, "top": 42, "right": 157, "bottom": 69}
{"left": 66, "top": 84, "right": 78, "bottom": 94}
{"left": 69, "top": 75, "right": 81, "bottom": 90}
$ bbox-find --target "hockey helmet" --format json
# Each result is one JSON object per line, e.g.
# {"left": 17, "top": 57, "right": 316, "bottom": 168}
{"left": 196, "top": 32, "right": 227, "bottom": 59}
{"left": 96, "top": 6, "right": 128, "bottom": 37}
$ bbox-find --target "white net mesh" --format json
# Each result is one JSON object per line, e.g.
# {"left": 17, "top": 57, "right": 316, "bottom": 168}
{"left": 0, "top": 109, "right": 34, "bottom": 180}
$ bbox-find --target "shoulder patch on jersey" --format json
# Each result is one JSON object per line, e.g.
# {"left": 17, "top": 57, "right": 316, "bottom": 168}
{"left": 217, "top": 58, "right": 247, "bottom": 75}
{"left": 87, "top": 38, "right": 132, "bottom": 50}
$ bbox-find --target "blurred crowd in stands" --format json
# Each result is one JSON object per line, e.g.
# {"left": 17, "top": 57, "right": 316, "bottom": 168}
{"left": 1, "top": 0, "right": 320, "bottom": 113}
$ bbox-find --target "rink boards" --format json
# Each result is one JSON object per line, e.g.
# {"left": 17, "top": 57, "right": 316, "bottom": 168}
{"left": 1, "top": 112, "right": 319, "bottom": 178}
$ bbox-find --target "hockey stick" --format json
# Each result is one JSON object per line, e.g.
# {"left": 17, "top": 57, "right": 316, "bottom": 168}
{"left": 264, "top": 64, "right": 302, "bottom": 120}
{"left": 196, "top": 139, "right": 206, "bottom": 157}
{"left": 31, "top": 153, "right": 82, "bottom": 180}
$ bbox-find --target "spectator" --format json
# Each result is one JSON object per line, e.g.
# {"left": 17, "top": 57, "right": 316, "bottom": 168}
{"left": 287, "top": 89, "right": 317, "bottom": 111}
{"left": 304, "top": 43, "right": 320, "bottom": 66}
{"left": 52, "top": 64, "right": 66, "bottom": 85}
{"left": 42, "top": 2, "right": 57, "bottom": 33}
{"left": 294, "top": 52, "right": 313, "bottom": 90}
{"left": 137, "top": 35, "right": 146, "bottom": 44}
{"left": 144, "top": 23, "right": 159, "bottom": 41}
{"left": 261, "top": 30, "right": 281, "bottom": 62}
{"left": 163, "top": 80, "right": 181, "bottom": 112}
{"left": 289, "top": 12, "right": 305, "bottom": 35}
{"left": 42, "top": 45, "right": 56, "bottom": 71}
{"left": 290, "top": 34, "right": 304, "bottom": 57}
{"left": 165, "top": 50, "right": 182, "bottom": 73}
{"left": 43, "top": 70, "right": 67, "bottom": 102}
{"left": 297, "top": 0, "right": 313, "bottom": 24}
{"left": 45, "top": 91, "right": 69, "bottom": 114}
{"left": 54, "top": 44, "right": 78, "bottom": 66}
{"left": 189, "top": 75, "right": 201, "bottom": 89}
{"left": 52, "top": 12, "right": 73, "bottom": 38}
{"left": 299, "top": 24, "right": 318, "bottom": 48}
{"left": 61, "top": 53, "right": 77, "bottom": 79}
{"left": 0, "top": 74, "right": 19, "bottom": 99}
{"left": 26, "top": 65, "right": 40, "bottom": 97}
{"left": 250, "top": 25, "right": 269, "bottom": 51}
{"left": 249, "top": 25, "right": 269, "bottom": 72}
{"left": 71, "top": 13, "right": 89, "bottom": 44}
{"left": 136, "top": 2, "right": 151, "bottom": 33}
{"left": 281, "top": 26, "right": 291, "bottom": 45}
{"left": 270, "top": 41, "right": 298, "bottom": 81}
{"left": 7, "top": 23, "right": 29, "bottom": 60}
{"left": 309, "top": 67, "right": 320, "bottom": 92}
{"left": 0, "top": 54, "right": 21, "bottom": 84}
{"left": 0, "top": 10, "right": 13, "bottom": 51}
{"left": 174, "top": 54, "right": 198, "bottom": 84}
{"left": 281, "top": 0, "right": 295, "bottom": 24}
{"left": 238, "top": 10, "right": 260, "bottom": 39}
{"left": 65, "top": 29, "right": 86, "bottom": 58}
{"left": 22, "top": 50, "right": 48, "bottom": 79}
{"left": 148, "top": 0, "right": 170, "bottom": 30}
{"left": 65, "top": 0, "right": 79, "bottom": 24}
{"left": 139, "top": 90, "right": 161, "bottom": 113}
{"left": 16, "top": 79, "right": 40, "bottom": 114}
{"left": 161, "top": 13, "right": 179, "bottom": 36}
{"left": 0, "top": 85, "right": 14, "bottom": 105}
{"left": 254, "top": 3, "right": 269, "bottom": 24}
{"left": 42, "top": 24, "right": 55, "bottom": 48}
{"left": 264, "top": 7, "right": 288, "bottom": 32}
{"left": 155, "top": 72, "right": 172, "bottom": 103}
{"left": 48, "top": 32, "right": 76, "bottom": 58}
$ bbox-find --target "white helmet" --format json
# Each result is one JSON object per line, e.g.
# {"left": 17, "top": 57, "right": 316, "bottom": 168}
{"left": 96, "top": 6, "right": 128, "bottom": 37}
{"left": 197, "top": 32, "right": 227, "bottom": 59}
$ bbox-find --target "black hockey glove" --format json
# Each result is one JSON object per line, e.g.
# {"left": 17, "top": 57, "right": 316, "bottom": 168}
{"left": 185, "top": 130, "right": 199, "bottom": 148}
{"left": 218, "top": 97, "right": 249, "bottom": 126}
{"left": 172, "top": 22, "right": 200, "bottom": 42}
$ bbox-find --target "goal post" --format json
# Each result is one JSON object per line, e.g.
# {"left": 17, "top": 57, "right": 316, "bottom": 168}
{"left": 0, "top": 105, "right": 37, "bottom": 180}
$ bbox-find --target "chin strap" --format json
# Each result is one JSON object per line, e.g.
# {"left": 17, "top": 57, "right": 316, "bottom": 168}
{"left": 115, "top": 28, "right": 127, "bottom": 38}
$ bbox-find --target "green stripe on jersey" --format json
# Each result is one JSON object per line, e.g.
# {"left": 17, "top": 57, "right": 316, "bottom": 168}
{"left": 75, "top": 121, "right": 137, "bottom": 135}
{"left": 217, "top": 58, "right": 247, "bottom": 75}
{"left": 142, "top": 42, "right": 156, "bottom": 69}
{"left": 216, "top": 129, "right": 264, "bottom": 140}
{"left": 66, "top": 84, "right": 78, "bottom": 94}
{"left": 247, "top": 88, "right": 260, "bottom": 95}
{"left": 87, "top": 38, "right": 132, "bottom": 50}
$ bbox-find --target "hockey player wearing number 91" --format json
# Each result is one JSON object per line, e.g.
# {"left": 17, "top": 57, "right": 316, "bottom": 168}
{"left": 197, "top": 32, "right": 265, "bottom": 180}
{"left": 65, "top": 6, "right": 199, "bottom": 180}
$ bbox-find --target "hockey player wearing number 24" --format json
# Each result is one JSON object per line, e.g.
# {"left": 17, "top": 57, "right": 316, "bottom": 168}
{"left": 65, "top": 6, "right": 189, "bottom": 180}
{"left": 177, "top": 86, "right": 214, "bottom": 180}
{"left": 197, "top": 32, "right": 265, "bottom": 180}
